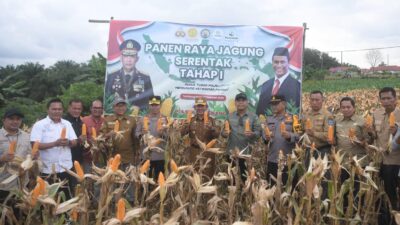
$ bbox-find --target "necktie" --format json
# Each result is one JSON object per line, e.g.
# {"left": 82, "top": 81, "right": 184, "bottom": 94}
{"left": 272, "top": 79, "right": 280, "bottom": 95}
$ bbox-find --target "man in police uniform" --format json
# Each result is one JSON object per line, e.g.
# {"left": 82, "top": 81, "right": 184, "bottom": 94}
{"left": 262, "top": 95, "right": 298, "bottom": 185}
{"left": 367, "top": 87, "right": 400, "bottom": 213}
{"left": 181, "top": 97, "right": 220, "bottom": 180}
{"left": 135, "top": 96, "right": 168, "bottom": 181}
{"left": 303, "top": 90, "right": 334, "bottom": 157}
{"left": 105, "top": 39, "right": 154, "bottom": 112}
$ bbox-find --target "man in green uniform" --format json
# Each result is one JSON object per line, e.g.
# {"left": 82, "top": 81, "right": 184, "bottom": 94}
{"left": 181, "top": 97, "right": 220, "bottom": 179}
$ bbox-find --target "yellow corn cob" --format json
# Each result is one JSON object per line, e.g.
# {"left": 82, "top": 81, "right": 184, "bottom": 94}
{"left": 225, "top": 120, "right": 230, "bottom": 133}
{"left": 91, "top": 127, "right": 97, "bottom": 139}
{"left": 143, "top": 116, "right": 149, "bottom": 131}
{"left": 305, "top": 118, "right": 312, "bottom": 130}
{"left": 114, "top": 120, "right": 120, "bottom": 132}
{"left": 170, "top": 159, "right": 179, "bottom": 173}
{"left": 110, "top": 154, "right": 121, "bottom": 172}
{"left": 280, "top": 122, "right": 286, "bottom": 134}
{"left": 206, "top": 139, "right": 217, "bottom": 148}
{"left": 81, "top": 124, "right": 87, "bottom": 136}
{"left": 328, "top": 125, "right": 334, "bottom": 142}
{"left": 245, "top": 118, "right": 251, "bottom": 132}
{"left": 8, "top": 140, "right": 16, "bottom": 154}
{"left": 116, "top": 198, "right": 125, "bottom": 221}
{"left": 71, "top": 209, "right": 78, "bottom": 222}
{"left": 61, "top": 127, "right": 66, "bottom": 139}
{"left": 365, "top": 114, "right": 373, "bottom": 127}
{"left": 160, "top": 97, "right": 173, "bottom": 116}
{"left": 158, "top": 172, "right": 165, "bottom": 186}
{"left": 227, "top": 99, "right": 236, "bottom": 114}
{"left": 204, "top": 111, "right": 209, "bottom": 124}
{"left": 74, "top": 161, "right": 84, "bottom": 181}
{"left": 140, "top": 160, "right": 150, "bottom": 174}
{"left": 37, "top": 177, "right": 46, "bottom": 195}
{"left": 389, "top": 112, "right": 395, "bottom": 127}
{"left": 186, "top": 110, "right": 192, "bottom": 123}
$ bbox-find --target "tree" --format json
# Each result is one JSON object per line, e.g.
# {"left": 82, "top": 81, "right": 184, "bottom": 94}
{"left": 365, "top": 49, "right": 383, "bottom": 69}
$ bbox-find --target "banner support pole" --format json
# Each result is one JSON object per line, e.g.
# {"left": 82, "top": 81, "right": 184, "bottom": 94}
{"left": 300, "top": 22, "right": 308, "bottom": 116}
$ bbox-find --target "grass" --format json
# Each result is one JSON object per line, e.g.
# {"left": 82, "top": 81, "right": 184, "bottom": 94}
{"left": 302, "top": 77, "right": 400, "bottom": 92}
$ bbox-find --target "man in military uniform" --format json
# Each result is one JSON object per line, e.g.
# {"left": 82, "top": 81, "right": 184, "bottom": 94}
{"left": 135, "top": 96, "right": 168, "bottom": 181}
{"left": 332, "top": 97, "right": 373, "bottom": 210}
{"left": 367, "top": 87, "right": 400, "bottom": 212}
{"left": 303, "top": 91, "right": 334, "bottom": 158}
{"left": 263, "top": 95, "right": 299, "bottom": 185}
{"left": 105, "top": 39, "right": 154, "bottom": 112}
{"left": 100, "top": 97, "right": 138, "bottom": 203}
{"left": 334, "top": 97, "right": 372, "bottom": 166}
{"left": 181, "top": 97, "right": 220, "bottom": 180}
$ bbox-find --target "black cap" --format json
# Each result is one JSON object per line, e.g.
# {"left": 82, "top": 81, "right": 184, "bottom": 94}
{"left": 272, "top": 47, "right": 290, "bottom": 60}
{"left": 3, "top": 108, "right": 24, "bottom": 119}
{"left": 148, "top": 95, "right": 161, "bottom": 105}
{"left": 235, "top": 93, "right": 248, "bottom": 101}
{"left": 119, "top": 39, "right": 141, "bottom": 56}
{"left": 270, "top": 95, "right": 286, "bottom": 104}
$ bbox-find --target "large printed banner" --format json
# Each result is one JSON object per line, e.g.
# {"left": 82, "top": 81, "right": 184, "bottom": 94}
{"left": 104, "top": 20, "right": 304, "bottom": 119}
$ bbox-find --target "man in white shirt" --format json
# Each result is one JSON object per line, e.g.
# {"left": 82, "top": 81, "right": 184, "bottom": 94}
{"left": 30, "top": 98, "right": 77, "bottom": 199}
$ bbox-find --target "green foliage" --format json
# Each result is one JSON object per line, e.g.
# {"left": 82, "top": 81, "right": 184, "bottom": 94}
{"left": 237, "top": 76, "right": 262, "bottom": 112}
{"left": 302, "top": 77, "right": 400, "bottom": 92}
{"left": 58, "top": 81, "right": 103, "bottom": 114}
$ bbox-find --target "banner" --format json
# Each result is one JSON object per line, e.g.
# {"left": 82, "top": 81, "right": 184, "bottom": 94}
{"left": 104, "top": 20, "right": 304, "bottom": 119}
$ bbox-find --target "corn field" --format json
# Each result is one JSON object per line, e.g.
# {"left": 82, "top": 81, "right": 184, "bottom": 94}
{"left": 1, "top": 88, "right": 400, "bottom": 225}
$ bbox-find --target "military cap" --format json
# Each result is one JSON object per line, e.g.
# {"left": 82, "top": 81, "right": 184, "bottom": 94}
{"left": 113, "top": 97, "right": 128, "bottom": 105}
{"left": 270, "top": 95, "right": 286, "bottom": 104}
{"left": 272, "top": 47, "right": 290, "bottom": 60}
{"left": 235, "top": 93, "right": 248, "bottom": 101}
{"left": 120, "top": 39, "right": 141, "bottom": 56}
{"left": 3, "top": 108, "right": 24, "bottom": 119}
{"left": 194, "top": 97, "right": 207, "bottom": 106}
{"left": 149, "top": 95, "right": 161, "bottom": 105}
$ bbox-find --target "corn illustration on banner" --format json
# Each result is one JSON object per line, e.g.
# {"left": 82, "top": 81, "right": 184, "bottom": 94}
{"left": 104, "top": 20, "right": 304, "bottom": 119}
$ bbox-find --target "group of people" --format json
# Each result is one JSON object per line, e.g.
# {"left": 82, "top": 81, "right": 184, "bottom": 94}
{"left": 0, "top": 86, "right": 399, "bottom": 222}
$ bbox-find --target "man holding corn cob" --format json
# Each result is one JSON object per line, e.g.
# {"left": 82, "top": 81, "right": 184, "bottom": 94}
{"left": 303, "top": 91, "right": 334, "bottom": 157}
{"left": 368, "top": 87, "right": 400, "bottom": 211}
{"left": 101, "top": 97, "right": 138, "bottom": 165}
{"left": 30, "top": 98, "right": 78, "bottom": 199}
{"left": 101, "top": 97, "right": 138, "bottom": 203}
{"left": 181, "top": 97, "right": 220, "bottom": 179}
{"left": 0, "top": 108, "right": 33, "bottom": 202}
{"left": 262, "top": 95, "right": 298, "bottom": 185}
{"left": 136, "top": 96, "right": 168, "bottom": 181}
{"left": 222, "top": 93, "right": 261, "bottom": 180}
{"left": 63, "top": 99, "right": 86, "bottom": 191}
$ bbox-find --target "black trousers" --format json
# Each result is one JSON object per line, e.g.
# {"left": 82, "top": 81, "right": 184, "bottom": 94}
{"left": 226, "top": 155, "right": 247, "bottom": 182}
{"left": 380, "top": 164, "right": 400, "bottom": 210}
{"left": 149, "top": 160, "right": 165, "bottom": 182}
{"left": 266, "top": 161, "right": 288, "bottom": 186}
{"left": 41, "top": 171, "right": 73, "bottom": 200}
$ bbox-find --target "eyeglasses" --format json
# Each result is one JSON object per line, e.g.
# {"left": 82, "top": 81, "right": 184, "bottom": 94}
{"left": 92, "top": 107, "right": 103, "bottom": 110}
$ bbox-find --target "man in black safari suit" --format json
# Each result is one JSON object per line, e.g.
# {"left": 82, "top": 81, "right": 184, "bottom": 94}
{"left": 105, "top": 39, "right": 154, "bottom": 111}
{"left": 256, "top": 47, "right": 301, "bottom": 116}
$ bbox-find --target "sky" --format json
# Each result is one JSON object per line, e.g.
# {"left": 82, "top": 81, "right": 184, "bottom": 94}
{"left": 0, "top": 0, "right": 399, "bottom": 69}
